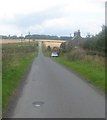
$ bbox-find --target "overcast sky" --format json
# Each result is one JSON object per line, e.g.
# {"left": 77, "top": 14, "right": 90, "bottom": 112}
{"left": 0, "top": 0, "right": 106, "bottom": 37}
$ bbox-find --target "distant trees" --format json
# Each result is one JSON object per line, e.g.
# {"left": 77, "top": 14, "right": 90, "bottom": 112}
{"left": 60, "top": 25, "right": 106, "bottom": 57}
{"left": 47, "top": 46, "right": 51, "bottom": 51}
{"left": 83, "top": 35, "right": 96, "bottom": 51}
{"left": 1, "top": 34, "right": 72, "bottom": 41}
{"left": 1, "top": 35, "right": 8, "bottom": 39}
{"left": 1, "top": 35, "right": 19, "bottom": 39}
{"left": 82, "top": 25, "right": 106, "bottom": 56}
{"left": 25, "top": 34, "right": 59, "bottom": 40}
{"left": 59, "top": 36, "right": 72, "bottom": 40}
{"left": 60, "top": 41, "right": 73, "bottom": 53}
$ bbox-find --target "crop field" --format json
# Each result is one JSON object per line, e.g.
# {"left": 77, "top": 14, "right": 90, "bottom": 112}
{"left": 1, "top": 39, "right": 35, "bottom": 44}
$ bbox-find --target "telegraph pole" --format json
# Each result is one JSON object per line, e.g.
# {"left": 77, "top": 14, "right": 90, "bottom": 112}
{"left": 28, "top": 32, "right": 30, "bottom": 44}
{"left": 70, "top": 33, "right": 71, "bottom": 40}
{"left": 21, "top": 34, "right": 23, "bottom": 44}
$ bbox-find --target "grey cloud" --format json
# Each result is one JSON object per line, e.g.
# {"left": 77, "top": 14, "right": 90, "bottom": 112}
{"left": 2, "top": 6, "right": 63, "bottom": 28}
{"left": 0, "top": 0, "right": 104, "bottom": 36}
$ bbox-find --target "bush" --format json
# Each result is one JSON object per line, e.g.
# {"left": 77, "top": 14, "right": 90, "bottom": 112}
{"left": 67, "top": 49, "right": 86, "bottom": 61}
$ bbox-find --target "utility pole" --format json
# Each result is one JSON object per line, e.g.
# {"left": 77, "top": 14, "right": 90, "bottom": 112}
{"left": 21, "top": 34, "right": 23, "bottom": 44}
{"left": 28, "top": 32, "right": 30, "bottom": 44}
{"left": 9, "top": 35, "right": 10, "bottom": 39}
{"left": 70, "top": 33, "right": 71, "bottom": 40}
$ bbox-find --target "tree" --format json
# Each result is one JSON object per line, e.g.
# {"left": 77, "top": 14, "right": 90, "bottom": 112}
{"left": 82, "top": 25, "right": 106, "bottom": 56}
{"left": 60, "top": 42, "right": 67, "bottom": 53}
{"left": 47, "top": 46, "right": 51, "bottom": 51}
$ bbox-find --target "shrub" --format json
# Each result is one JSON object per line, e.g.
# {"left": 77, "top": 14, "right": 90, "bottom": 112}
{"left": 67, "top": 49, "right": 86, "bottom": 61}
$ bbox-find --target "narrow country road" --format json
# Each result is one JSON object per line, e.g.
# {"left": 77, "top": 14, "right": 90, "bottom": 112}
{"left": 9, "top": 42, "right": 105, "bottom": 118}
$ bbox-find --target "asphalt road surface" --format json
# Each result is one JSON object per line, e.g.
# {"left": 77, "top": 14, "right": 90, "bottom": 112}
{"left": 10, "top": 42, "right": 105, "bottom": 118}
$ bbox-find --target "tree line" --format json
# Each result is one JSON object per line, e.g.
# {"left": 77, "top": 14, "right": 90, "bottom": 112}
{"left": 0, "top": 34, "right": 71, "bottom": 40}
{"left": 60, "top": 25, "right": 107, "bottom": 57}
{"left": 83, "top": 25, "right": 106, "bottom": 56}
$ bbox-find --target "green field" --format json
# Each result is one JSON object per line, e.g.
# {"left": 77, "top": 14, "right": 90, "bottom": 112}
{"left": 2, "top": 43, "right": 38, "bottom": 113}
{"left": 53, "top": 56, "right": 105, "bottom": 91}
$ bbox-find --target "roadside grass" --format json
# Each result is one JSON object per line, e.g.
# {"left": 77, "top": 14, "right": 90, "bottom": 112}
{"left": 0, "top": 44, "right": 2, "bottom": 118}
{"left": 42, "top": 46, "right": 105, "bottom": 91}
{"left": 54, "top": 55, "right": 105, "bottom": 91}
{"left": 2, "top": 43, "right": 37, "bottom": 112}
{"left": 0, "top": 71, "right": 2, "bottom": 118}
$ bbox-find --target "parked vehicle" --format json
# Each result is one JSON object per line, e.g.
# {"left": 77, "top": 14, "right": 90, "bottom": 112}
{"left": 51, "top": 52, "right": 58, "bottom": 57}
{"left": 51, "top": 47, "right": 59, "bottom": 57}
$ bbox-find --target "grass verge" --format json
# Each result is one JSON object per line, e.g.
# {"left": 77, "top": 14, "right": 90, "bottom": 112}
{"left": 54, "top": 56, "right": 105, "bottom": 91}
{"left": 0, "top": 44, "right": 2, "bottom": 118}
{"left": 2, "top": 43, "right": 37, "bottom": 113}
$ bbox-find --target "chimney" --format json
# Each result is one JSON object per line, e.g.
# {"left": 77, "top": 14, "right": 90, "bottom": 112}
{"left": 74, "top": 32, "right": 76, "bottom": 36}
{"left": 77, "top": 30, "right": 80, "bottom": 37}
